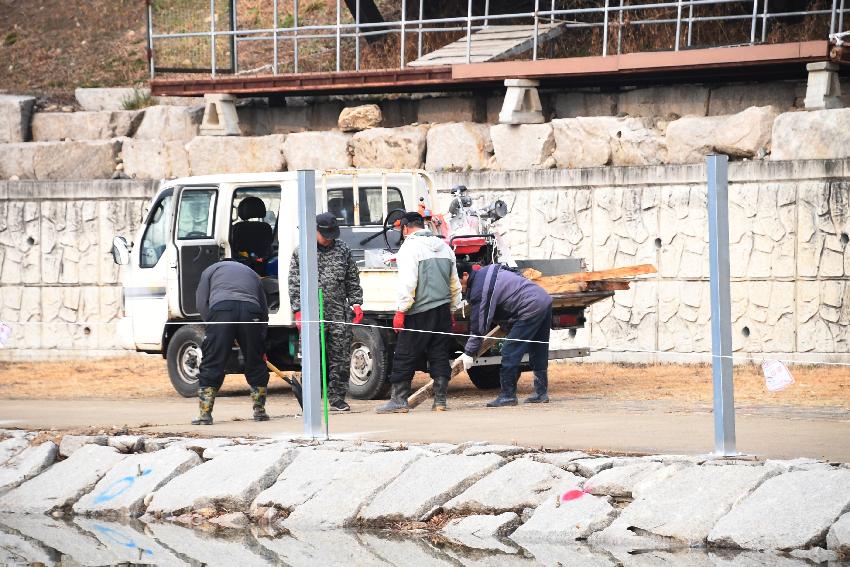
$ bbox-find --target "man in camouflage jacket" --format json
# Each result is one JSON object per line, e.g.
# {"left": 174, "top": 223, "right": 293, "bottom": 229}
{"left": 288, "top": 213, "right": 364, "bottom": 412}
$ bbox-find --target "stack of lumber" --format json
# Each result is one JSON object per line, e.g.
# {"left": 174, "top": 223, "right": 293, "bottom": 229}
{"left": 522, "top": 264, "right": 657, "bottom": 308}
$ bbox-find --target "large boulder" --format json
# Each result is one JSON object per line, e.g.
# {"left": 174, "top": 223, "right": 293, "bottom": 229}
{"left": 425, "top": 122, "right": 492, "bottom": 171}
{"left": 122, "top": 139, "right": 191, "bottom": 179}
{"left": 619, "top": 85, "right": 709, "bottom": 118}
{"left": 31, "top": 111, "right": 143, "bottom": 141}
{"left": 338, "top": 104, "right": 382, "bottom": 132}
{"left": 828, "top": 512, "right": 850, "bottom": 556}
{"left": 0, "top": 95, "right": 36, "bottom": 143}
{"left": 771, "top": 108, "right": 850, "bottom": 160}
{"left": 511, "top": 488, "right": 617, "bottom": 542}
{"left": 350, "top": 125, "right": 428, "bottom": 169}
{"left": 75, "top": 87, "right": 150, "bottom": 111}
{"left": 0, "top": 140, "right": 122, "bottom": 180}
{"left": 0, "top": 442, "right": 58, "bottom": 494}
{"left": 133, "top": 105, "right": 203, "bottom": 141}
{"left": 490, "top": 123, "right": 555, "bottom": 170}
{"left": 665, "top": 106, "right": 777, "bottom": 164}
{"left": 552, "top": 117, "right": 666, "bottom": 168}
{"left": 283, "top": 131, "right": 352, "bottom": 170}
{"left": 185, "top": 135, "right": 286, "bottom": 175}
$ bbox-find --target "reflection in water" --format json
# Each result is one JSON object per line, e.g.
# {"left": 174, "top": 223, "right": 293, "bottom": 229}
{"left": 0, "top": 514, "right": 841, "bottom": 567}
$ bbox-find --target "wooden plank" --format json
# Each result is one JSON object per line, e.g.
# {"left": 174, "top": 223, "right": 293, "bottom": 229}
{"left": 537, "top": 264, "right": 657, "bottom": 285}
{"left": 407, "top": 327, "right": 505, "bottom": 409}
{"left": 587, "top": 280, "right": 631, "bottom": 291}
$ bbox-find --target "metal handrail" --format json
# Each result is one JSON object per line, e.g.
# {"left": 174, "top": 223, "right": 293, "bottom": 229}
{"left": 148, "top": 0, "right": 848, "bottom": 78}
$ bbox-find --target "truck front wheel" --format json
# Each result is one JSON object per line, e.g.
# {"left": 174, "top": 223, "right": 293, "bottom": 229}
{"left": 348, "top": 324, "right": 390, "bottom": 400}
{"left": 166, "top": 325, "right": 205, "bottom": 398}
{"left": 467, "top": 365, "right": 502, "bottom": 390}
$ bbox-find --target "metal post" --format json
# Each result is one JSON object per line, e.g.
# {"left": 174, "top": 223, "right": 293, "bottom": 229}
{"left": 840, "top": 0, "right": 846, "bottom": 33}
{"left": 762, "top": 0, "right": 769, "bottom": 43}
{"left": 147, "top": 0, "right": 155, "bottom": 80}
{"left": 401, "top": 0, "right": 406, "bottom": 68}
{"left": 417, "top": 0, "right": 424, "bottom": 59}
{"left": 229, "top": 0, "right": 237, "bottom": 73}
{"left": 603, "top": 0, "right": 610, "bottom": 56}
{"left": 750, "top": 0, "right": 758, "bottom": 44}
{"left": 210, "top": 0, "right": 216, "bottom": 78}
{"left": 355, "top": 0, "right": 361, "bottom": 70}
{"left": 617, "top": 0, "right": 624, "bottom": 54}
{"left": 273, "top": 0, "right": 279, "bottom": 74}
{"left": 466, "top": 0, "right": 473, "bottom": 63}
{"left": 551, "top": 0, "right": 556, "bottom": 23}
{"left": 336, "top": 0, "right": 341, "bottom": 72}
{"left": 706, "top": 154, "right": 736, "bottom": 456}
{"left": 688, "top": 1, "right": 694, "bottom": 47}
{"left": 298, "top": 170, "right": 323, "bottom": 438}
{"left": 294, "top": 0, "right": 299, "bottom": 74}
{"left": 831, "top": 0, "right": 838, "bottom": 34}
{"left": 533, "top": 0, "right": 540, "bottom": 60}
{"left": 675, "top": 0, "right": 682, "bottom": 51}
{"left": 485, "top": 0, "right": 491, "bottom": 26}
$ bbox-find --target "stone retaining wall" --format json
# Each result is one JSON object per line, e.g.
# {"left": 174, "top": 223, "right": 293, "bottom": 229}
{"left": 1, "top": 161, "right": 849, "bottom": 362}
{"left": 0, "top": 432, "right": 847, "bottom": 563}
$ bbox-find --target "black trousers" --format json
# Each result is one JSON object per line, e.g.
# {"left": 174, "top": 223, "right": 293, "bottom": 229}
{"left": 198, "top": 300, "right": 269, "bottom": 389}
{"left": 389, "top": 303, "right": 453, "bottom": 384}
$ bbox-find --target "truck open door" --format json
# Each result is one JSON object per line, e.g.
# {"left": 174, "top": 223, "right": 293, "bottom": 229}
{"left": 172, "top": 186, "right": 221, "bottom": 317}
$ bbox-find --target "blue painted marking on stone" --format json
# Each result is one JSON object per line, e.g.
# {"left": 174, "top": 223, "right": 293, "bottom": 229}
{"left": 93, "top": 468, "right": 153, "bottom": 504}
{"left": 92, "top": 524, "right": 154, "bottom": 556}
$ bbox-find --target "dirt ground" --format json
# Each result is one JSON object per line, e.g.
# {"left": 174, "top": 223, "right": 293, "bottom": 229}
{"left": 0, "top": 355, "right": 847, "bottom": 410}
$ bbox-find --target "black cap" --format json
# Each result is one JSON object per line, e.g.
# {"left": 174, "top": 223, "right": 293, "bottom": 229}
{"left": 316, "top": 212, "right": 340, "bottom": 239}
{"left": 399, "top": 211, "right": 425, "bottom": 228}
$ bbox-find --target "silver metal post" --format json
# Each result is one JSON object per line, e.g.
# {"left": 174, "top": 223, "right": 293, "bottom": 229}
{"left": 533, "top": 0, "right": 540, "bottom": 60}
{"left": 688, "top": 1, "right": 694, "bottom": 47}
{"left": 417, "top": 0, "right": 424, "bottom": 59}
{"left": 675, "top": 0, "right": 682, "bottom": 51}
{"left": 840, "top": 0, "right": 846, "bottom": 33}
{"left": 147, "top": 1, "right": 155, "bottom": 80}
{"left": 297, "top": 170, "right": 323, "bottom": 438}
{"left": 706, "top": 154, "right": 736, "bottom": 457}
{"left": 356, "top": 0, "right": 361, "bottom": 70}
{"left": 762, "top": 0, "right": 769, "bottom": 43}
{"left": 401, "top": 0, "right": 407, "bottom": 68}
{"left": 603, "top": 0, "right": 610, "bottom": 56}
{"left": 466, "top": 0, "right": 473, "bottom": 63}
{"left": 336, "top": 0, "right": 341, "bottom": 72}
{"left": 750, "top": 0, "right": 758, "bottom": 44}
{"left": 831, "top": 0, "right": 838, "bottom": 34}
{"left": 617, "top": 0, "right": 624, "bottom": 54}
{"left": 273, "top": 0, "right": 279, "bottom": 74}
{"left": 210, "top": 0, "right": 216, "bottom": 78}
{"left": 551, "top": 0, "right": 556, "bottom": 23}
{"left": 485, "top": 0, "right": 491, "bottom": 26}
{"left": 294, "top": 0, "right": 299, "bottom": 73}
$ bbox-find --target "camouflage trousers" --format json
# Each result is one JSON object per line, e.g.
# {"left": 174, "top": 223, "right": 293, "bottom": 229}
{"left": 323, "top": 320, "right": 352, "bottom": 402}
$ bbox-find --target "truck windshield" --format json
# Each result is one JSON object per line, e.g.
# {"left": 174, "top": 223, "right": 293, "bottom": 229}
{"left": 139, "top": 192, "right": 173, "bottom": 268}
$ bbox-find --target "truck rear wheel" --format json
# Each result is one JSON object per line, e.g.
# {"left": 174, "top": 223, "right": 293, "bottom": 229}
{"left": 467, "top": 365, "right": 502, "bottom": 390}
{"left": 348, "top": 324, "right": 390, "bottom": 400}
{"left": 166, "top": 325, "right": 205, "bottom": 398}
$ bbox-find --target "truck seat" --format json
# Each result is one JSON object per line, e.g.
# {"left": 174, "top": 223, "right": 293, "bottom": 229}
{"left": 232, "top": 196, "right": 273, "bottom": 273}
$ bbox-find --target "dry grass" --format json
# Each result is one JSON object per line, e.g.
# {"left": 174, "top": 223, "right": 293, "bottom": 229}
{"left": 1, "top": 355, "right": 847, "bottom": 410}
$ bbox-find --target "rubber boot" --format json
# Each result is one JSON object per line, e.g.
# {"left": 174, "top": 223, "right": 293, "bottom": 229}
{"left": 251, "top": 386, "right": 270, "bottom": 421}
{"left": 524, "top": 370, "right": 549, "bottom": 404}
{"left": 486, "top": 372, "right": 518, "bottom": 407}
{"left": 191, "top": 386, "right": 217, "bottom": 425}
{"left": 376, "top": 381, "right": 411, "bottom": 414}
{"left": 432, "top": 377, "right": 449, "bottom": 411}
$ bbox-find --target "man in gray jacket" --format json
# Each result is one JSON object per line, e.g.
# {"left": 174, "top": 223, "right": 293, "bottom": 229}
{"left": 193, "top": 259, "right": 269, "bottom": 425}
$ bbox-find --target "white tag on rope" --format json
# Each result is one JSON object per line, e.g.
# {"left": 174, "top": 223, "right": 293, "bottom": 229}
{"left": 762, "top": 359, "right": 795, "bottom": 392}
{"left": 0, "top": 322, "right": 11, "bottom": 348}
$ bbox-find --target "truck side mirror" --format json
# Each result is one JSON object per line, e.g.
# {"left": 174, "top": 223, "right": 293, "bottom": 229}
{"left": 111, "top": 236, "right": 131, "bottom": 265}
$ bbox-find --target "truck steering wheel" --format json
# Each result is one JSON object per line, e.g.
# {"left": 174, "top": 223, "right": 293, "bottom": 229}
{"left": 383, "top": 208, "right": 407, "bottom": 253}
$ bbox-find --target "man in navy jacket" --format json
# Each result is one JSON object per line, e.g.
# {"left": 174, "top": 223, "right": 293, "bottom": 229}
{"left": 458, "top": 264, "right": 553, "bottom": 407}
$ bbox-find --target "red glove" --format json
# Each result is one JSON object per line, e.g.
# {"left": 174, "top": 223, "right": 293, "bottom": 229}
{"left": 294, "top": 311, "right": 302, "bottom": 331}
{"left": 393, "top": 311, "right": 405, "bottom": 333}
{"left": 352, "top": 304, "right": 364, "bottom": 325}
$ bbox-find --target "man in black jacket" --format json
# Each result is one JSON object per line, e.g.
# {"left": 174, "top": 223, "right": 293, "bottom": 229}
{"left": 458, "top": 263, "right": 553, "bottom": 407}
{"left": 193, "top": 259, "right": 270, "bottom": 425}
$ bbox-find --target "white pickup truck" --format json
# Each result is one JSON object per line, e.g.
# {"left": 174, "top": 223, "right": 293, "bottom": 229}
{"left": 111, "top": 169, "right": 600, "bottom": 399}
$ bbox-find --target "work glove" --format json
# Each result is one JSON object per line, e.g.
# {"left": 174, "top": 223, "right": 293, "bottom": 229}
{"left": 352, "top": 304, "right": 364, "bottom": 325}
{"left": 459, "top": 353, "right": 475, "bottom": 371}
{"left": 392, "top": 310, "right": 406, "bottom": 333}
{"left": 294, "top": 311, "right": 302, "bottom": 331}
{"left": 456, "top": 299, "right": 469, "bottom": 318}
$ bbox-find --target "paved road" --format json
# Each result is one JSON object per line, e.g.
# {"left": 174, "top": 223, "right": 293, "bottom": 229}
{"left": 1, "top": 393, "right": 848, "bottom": 461}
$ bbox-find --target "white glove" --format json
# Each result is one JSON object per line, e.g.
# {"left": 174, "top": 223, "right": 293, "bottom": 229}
{"left": 459, "top": 353, "right": 474, "bottom": 371}
{"left": 456, "top": 299, "right": 469, "bottom": 317}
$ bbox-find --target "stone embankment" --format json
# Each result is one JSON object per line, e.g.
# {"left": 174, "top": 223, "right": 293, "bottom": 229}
{"left": 2, "top": 83, "right": 850, "bottom": 181}
{"left": 0, "top": 430, "right": 848, "bottom": 564}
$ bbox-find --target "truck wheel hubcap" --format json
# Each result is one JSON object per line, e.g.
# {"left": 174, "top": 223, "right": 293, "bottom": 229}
{"left": 180, "top": 344, "right": 202, "bottom": 381}
{"left": 350, "top": 343, "right": 373, "bottom": 386}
